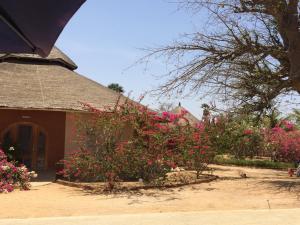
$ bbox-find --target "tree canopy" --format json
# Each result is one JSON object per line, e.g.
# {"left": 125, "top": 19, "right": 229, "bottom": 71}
{"left": 144, "top": 0, "right": 300, "bottom": 115}
{"left": 107, "top": 83, "right": 124, "bottom": 93}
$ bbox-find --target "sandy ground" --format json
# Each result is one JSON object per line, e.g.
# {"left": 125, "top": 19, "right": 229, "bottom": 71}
{"left": 1, "top": 165, "right": 300, "bottom": 218}
{"left": 2, "top": 210, "right": 300, "bottom": 225}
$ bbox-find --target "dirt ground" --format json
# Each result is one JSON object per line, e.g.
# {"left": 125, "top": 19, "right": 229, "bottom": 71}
{"left": 1, "top": 165, "right": 300, "bottom": 218}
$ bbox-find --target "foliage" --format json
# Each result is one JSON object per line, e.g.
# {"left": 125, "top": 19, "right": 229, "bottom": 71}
{"left": 264, "top": 121, "right": 300, "bottom": 163}
{"left": 58, "top": 98, "right": 300, "bottom": 188}
{"left": 287, "top": 109, "right": 300, "bottom": 129}
{"left": 57, "top": 150, "right": 101, "bottom": 182}
{"left": 58, "top": 100, "right": 214, "bottom": 187}
{"left": 208, "top": 114, "right": 263, "bottom": 159}
{"left": 180, "top": 122, "right": 214, "bottom": 178}
{"left": 107, "top": 83, "right": 124, "bottom": 93}
{"left": 214, "top": 155, "right": 294, "bottom": 170}
{"left": 0, "top": 149, "right": 36, "bottom": 193}
{"left": 205, "top": 112, "right": 300, "bottom": 163}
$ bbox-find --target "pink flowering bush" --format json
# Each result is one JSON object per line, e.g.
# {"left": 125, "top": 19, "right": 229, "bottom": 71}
{"left": 58, "top": 99, "right": 300, "bottom": 186}
{"left": 208, "top": 114, "right": 300, "bottom": 163}
{"left": 264, "top": 122, "right": 300, "bottom": 162}
{"left": 57, "top": 150, "right": 101, "bottom": 182}
{"left": 0, "top": 149, "right": 35, "bottom": 193}
{"left": 58, "top": 99, "right": 213, "bottom": 187}
{"left": 278, "top": 120, "right": 295, "bottom": 131}
{"left": 115, "top": 106, "right": 214, "bottom": 182}
{"left": 178, "top": 122, "right": 213, "bottom": 178}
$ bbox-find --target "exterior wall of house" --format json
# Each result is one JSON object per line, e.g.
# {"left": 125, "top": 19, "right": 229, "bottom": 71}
{"left": 64, "top": 112, "right": 85, "bottom": 156}
{"left": 64, "top": 111, "right": 134, "bottom": 157}
{"left": 0, "top": 109, "right": 66, "bottom": 169}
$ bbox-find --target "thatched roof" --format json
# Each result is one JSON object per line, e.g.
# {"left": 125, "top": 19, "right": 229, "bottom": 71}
{"left": 0, "top": 47, "right": 125, "bottom": 111}
{"left": 171, "top": 105, "right": 200, "bottom": 126}
{"left": 0, "top": 47, "right": 77, "bottom": 70}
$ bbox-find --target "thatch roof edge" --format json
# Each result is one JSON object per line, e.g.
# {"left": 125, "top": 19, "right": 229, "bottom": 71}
{"left": 0, "top": 47, "right": 77, "bottom": 70}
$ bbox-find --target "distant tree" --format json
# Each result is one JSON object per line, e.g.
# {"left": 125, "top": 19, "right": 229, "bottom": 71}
{"left": 108, "top": 83, "right": 124, "bottom": 93}
{"left": 157, "top": 101, "right": 175, "bottom": 112}
{"left": 287, "top": 108, "right": 300, "bottom": 128}
{"left": 201, "top": 104, "right": 211, "bottom": 122}
{"left": 265, "top": 108, "right": 281, "bottom": 128}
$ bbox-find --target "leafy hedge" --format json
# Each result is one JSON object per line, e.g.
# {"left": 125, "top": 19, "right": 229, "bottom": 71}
{"left": 214, "top": 155, "right": 294, "bottom": 170}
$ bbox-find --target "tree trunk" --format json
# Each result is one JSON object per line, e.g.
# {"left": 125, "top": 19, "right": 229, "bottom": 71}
{"left": 289, "top": 36, "right": 300, "bottom": 91}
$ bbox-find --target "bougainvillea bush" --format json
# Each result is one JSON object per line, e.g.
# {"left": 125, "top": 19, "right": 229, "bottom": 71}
{"left": 57, "top": 150, "right": 101, "bottom": 182}
{"left": 58, "top": 98, "right": 214, "bottom": 187}
{"left": 202, "top": 109, "right": 300, "bottom": 164}
{"left": 264, "top": 120, "right": 300, "bottom": 163}
{"left": 114, "top": 105, "right": 214, "bottom": 182}
{"left": 58, "top": 96, "right": 300, "bottom": 187}
{"left": 0, "top": 149, "right": 35, "bottom": 193}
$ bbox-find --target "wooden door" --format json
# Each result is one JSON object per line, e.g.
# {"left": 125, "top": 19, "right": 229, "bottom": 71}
{"left": 17, "top": 125, "right": 34, "bottom": 168}
{"left": 2, "top": 123, "right": 47, "bottom": 170}
{"left": 33, "top": 128, "right": 47, "bottom": 170}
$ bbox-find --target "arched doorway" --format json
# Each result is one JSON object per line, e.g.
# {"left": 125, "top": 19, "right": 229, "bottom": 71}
{"left": 1, "top": 123, "right": 47, "bottom": 170}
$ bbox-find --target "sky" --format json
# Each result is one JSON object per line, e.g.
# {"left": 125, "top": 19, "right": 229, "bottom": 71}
{"left": 56, "top": 0, "right": 207, "bottom": 118}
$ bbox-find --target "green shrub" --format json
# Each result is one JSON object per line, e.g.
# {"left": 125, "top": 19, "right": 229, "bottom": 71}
{"left": 208, "top": 115, "right": 264, "bottom": 159}
{"left": 214, "top": 155, "right": 294, "bottom": 169}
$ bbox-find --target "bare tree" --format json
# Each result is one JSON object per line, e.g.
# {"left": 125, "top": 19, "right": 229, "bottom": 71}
{"left": 157, "top": 101, "right": 176, "bottom": 112}
{"left": 142, "top": 0, "right": 300, "bottom": 114}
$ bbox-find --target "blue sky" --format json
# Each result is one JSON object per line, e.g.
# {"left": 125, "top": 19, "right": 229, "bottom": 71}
{"left": 56, "top": 0, "right": 207, "bottom": 118}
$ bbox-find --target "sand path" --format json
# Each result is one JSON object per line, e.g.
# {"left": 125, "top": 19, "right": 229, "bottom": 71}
{"left": 1, "top": 165, "right": 299, "bottom": 218}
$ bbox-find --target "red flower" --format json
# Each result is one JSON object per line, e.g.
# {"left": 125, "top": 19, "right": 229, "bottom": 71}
{"left": 153, "top": 116, "right": 163, "bottom": 121}
{"left": 243, "top": 129, "right": 253, "bottom": 135}
{"left": 166, "top": 150, "right": 173, "bottom": 157}
{"left": 147, "top": 159, "right": 153, "bottom": 165}
{"left": 162, "top": 111, "right": 169, "bottom": 118}
{"left": 169, "top": 113, "right": 178, "bottom": 122}
{"left": 188, "top": 150, "right": 195, "bottom": 155}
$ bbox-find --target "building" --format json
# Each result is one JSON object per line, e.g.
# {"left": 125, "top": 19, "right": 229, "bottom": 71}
{"left": 0, "top": 47, "right": 124, "bottom": 171}
{"left": 171, "top": 103, "right": 200, "bottom": 126}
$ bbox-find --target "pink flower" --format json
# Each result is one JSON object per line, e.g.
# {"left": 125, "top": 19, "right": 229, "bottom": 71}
{"left": 281, "top": 120, "right": 295, "bottom": 131}
{"left": 147, "top": 160, "right": 153, "bottom": 165}
{"left": 180, "top": 109, "right": 188, "bottom": 116}
{"left": 162, "top": 111, "right": 169, "bottom": 118}
{"left": 153, "top": 116, "right": 163, "bottom": 121}
{"left": 169, "top": 113, "right": 178, "bottom": 122}
{"left": 243, "top": 129, "right": 253, "bottom": 135}
{"left": 188, "top": 150, "right": 195, "bottom": 155}
{"left": 196, "top": 122, "right": 205, "bottom": 132}
{"left": 272, "top": 126, "right": 284, "bottom": 133}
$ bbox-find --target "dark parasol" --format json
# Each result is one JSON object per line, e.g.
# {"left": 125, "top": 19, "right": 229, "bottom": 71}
{"left": 0, "top": 0, "right": 86, "bottom": 57}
